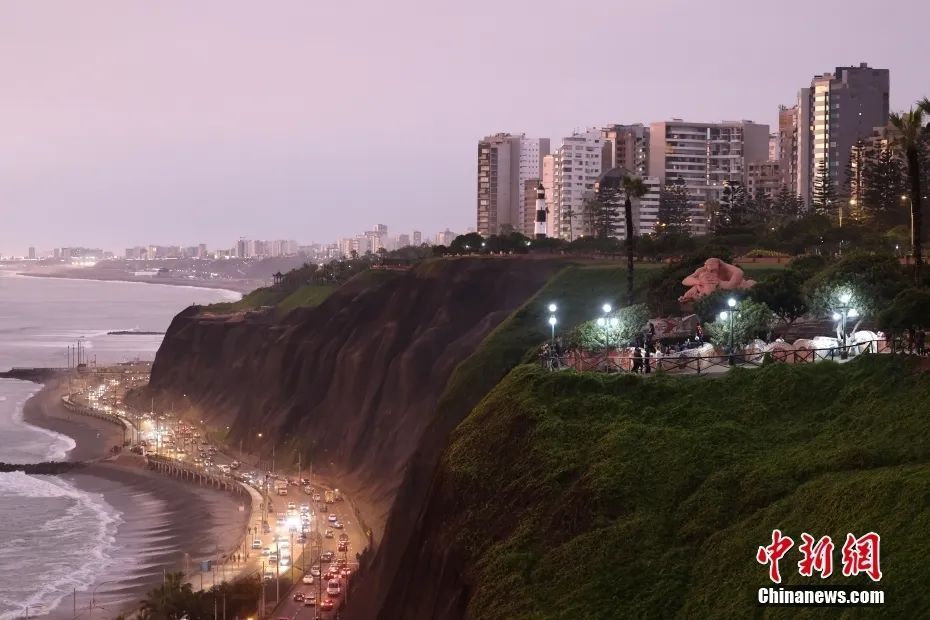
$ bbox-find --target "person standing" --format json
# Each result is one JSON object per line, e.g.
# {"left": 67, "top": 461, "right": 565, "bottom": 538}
{"left": 632, "top": 347, "right": 643, "bottom": 373}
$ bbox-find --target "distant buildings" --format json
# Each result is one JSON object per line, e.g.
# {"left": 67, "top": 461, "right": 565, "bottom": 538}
{"left": 551, "top": 128, "right": 604, "bottom": 241}
{"left": 746, "top": 161, "right": 784, "bottom": 200}
{"left": 601, "top": 124, "right": 650, "bottom": 178}
{"left": 648, "top": 119, "right": 770, "bottom": 234}
{"left": 27, "top": 247, "right": 35, "bottom": 260}
{"left": 476, "top": 133, "right": 550, "bottom": 236}
{"left": 435, "top": 229, "right": 456, "bottom": 246}
{"left": 792, "top": 63, "right": 890, "bottom": 207}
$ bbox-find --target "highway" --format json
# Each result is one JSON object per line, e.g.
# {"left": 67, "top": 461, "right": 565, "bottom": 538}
{"left": 70, "top": 367, "right": 369, "bottom": 619}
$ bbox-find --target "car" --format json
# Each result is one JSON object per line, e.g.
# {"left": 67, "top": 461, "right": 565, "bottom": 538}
{"left": 333, "top": 522, "right": 344, "bottom": 529}
{"left": 261, "top": 547, "right": 271, "bottom": 556}
{"left": 300, "top": 503, "right": 310, "bottom": 512}
{"left": 324, "top": 571, "right": 336, "bottom": 580}
{"left": 310, "top": 567, "right": 321, "bottom": 576}
{"left": 341, "top": 567, "right": 353, "bottom": 578}
{"left": 337, "top": 542, "right": 348, "bottom": 552}
{"left": 312, "top": 493, "right": 322, "bottom": 501}
{"left": 324, "top": 529, "right": 334, "bottom": 538}
{"left": 304, "top": 595, "right": 316, "bottom": 607}
{"left": 302, "top": 574, "right": 314, "bottom": 585}
{"left": 326, "top": 580, "right": 341, "bottom": 596}
{"left": 252, "top": 539, "right": 262, "bottom": 549}
{"left": 339, "top": 533, "right": 349, "bottom": 542}
{"left": 320, "top": 599, "right": 334, "bottom": 611}
{"left": 263, "top": 570, "right": 274, "bottom": 581}
{"left": 321, "top": 551, "right": 334, "bottom": 562}
{"left": 327, "top": 514, "right": 337, "bottom": 523}
{"left": 293, "top": 592, "right": 305, "bottom": 602}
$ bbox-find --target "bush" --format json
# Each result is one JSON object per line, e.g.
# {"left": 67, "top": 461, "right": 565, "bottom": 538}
{"left": 703, "top": 298, "right": 773, "bottom": 346}
{"left": 565, "top": 304, "right": 651, "bottom": 350}
{"left": 803, "top": 251, "right": 907, "bottom": 322}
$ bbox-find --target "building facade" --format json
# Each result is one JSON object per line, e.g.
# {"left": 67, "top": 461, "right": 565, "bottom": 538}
{"left": 601, "top": 124, "right": 650, "bottom": 178}
{"left": 746, "top": 161, "right": 784, "bottom": 200}
{"left": 476, "top": 134, "right": 549, "bottom": 236}
{"left": 795, "top": 63, "right": 890, "bottom": 208}
{"left": 551, "top": 128, "right": 604, "bottom": 240}
{"left": 648, "top": 119, "right": 770, "bottom": 234}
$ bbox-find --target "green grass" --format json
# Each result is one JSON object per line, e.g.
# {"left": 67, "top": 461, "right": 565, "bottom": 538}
{"left": 276, "top": 284, "right": 335, "bottom": 315}
{"left": 437, "top": 355, "right": 930, "bottom": 619}
{"left": 202, "top": 286, "right": 290, "bottom": 313}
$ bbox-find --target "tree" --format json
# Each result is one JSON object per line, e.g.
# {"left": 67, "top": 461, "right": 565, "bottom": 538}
{"left": 449, "top": 232, "right": 484, "bottom": 254}
{"left": 657, "top": 177, "right": 691, "bottom": 235}
{"left": 702, "top": 299, "right": 774, "bottom": 347}
{"left": 565, "top": 303, "right": 651, "bottom": 350}
{"left": 861, "top": 144, "right": 907, "bottom": 226}
{"left": 803, "top": 251, "right": 908, "bottom": 323}
{"left": 890, "top": 105, "right": 927, "bottom": 283}
{"left": 749, "top": 270, "right": 809, "bottom": 329}
{"left": 878, "top": 288, "right": 930, "bottom": 330}
{"left": 139, "top": 572, "right": 208, "bottom": 620}
{"left": 717, "top": 181, "right": 748, "bottom": 230}
{"left": 622, "top": 175, "right": 648, "bottom": 306}
{"left": 811, "top": 158, "right": 836, "bottom": 216}
{"left": 750, "top": 187, "right": 772, "bottom": 225}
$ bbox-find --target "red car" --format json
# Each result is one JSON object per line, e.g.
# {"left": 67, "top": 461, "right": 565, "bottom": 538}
{"left": 320, "top": 599, "right": 335, "bottom": 611}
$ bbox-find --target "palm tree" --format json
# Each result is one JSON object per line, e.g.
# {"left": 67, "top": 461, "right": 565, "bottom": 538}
{"left": 890, "top": 106, "right": 927, "bottom": 283}
{"left": 621, "top": 175, "right": 648, "bottom": 306}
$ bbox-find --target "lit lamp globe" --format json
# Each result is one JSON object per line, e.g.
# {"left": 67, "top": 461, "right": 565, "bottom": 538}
{"left": 596, "top": 318, "right": 606, "bottom": 327}
{"left": 548, "top": 316, "right": 557, "bottom": 327}
{"left": 727, "top": 298, "right": 736, "bottom": 308}
{"left": 839, "top": 292, "right": 852, "bottom": 304}
{"left": 832, "top": 312, "right": 841, "bottom": 321}
{"left": 719, "top": 311, "right": 728, "bottom": 321}
{"left": 548, "top": 303, "right": 557, "bottom": 313}
{"left": 602, "top": 303, "right": 612, "bottom": 314}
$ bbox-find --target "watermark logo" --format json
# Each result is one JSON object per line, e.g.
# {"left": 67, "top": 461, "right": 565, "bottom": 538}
{"left": 757, "top": 530, "right": 882, "bottom": 583}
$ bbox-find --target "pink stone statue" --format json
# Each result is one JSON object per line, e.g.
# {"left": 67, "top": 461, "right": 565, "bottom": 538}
{"left": 678, "top": 257, "right": 756, "bottom": 304}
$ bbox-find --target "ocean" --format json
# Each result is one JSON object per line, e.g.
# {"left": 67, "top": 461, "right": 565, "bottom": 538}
{"left": 0, "top": 272, "right": 238, "bottom": 619}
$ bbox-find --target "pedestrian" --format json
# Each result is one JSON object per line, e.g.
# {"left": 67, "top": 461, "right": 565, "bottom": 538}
{"left": 695, "top": 323, "right": 704, "bottom": 343}
{"left": 631, "top": 347, "right": 643, "bottom": 373}
{"left": 648, "top": 322, "right": 656, "bottom": 340}
{"left": 644, "top": 346, "right": 651, "bottom": 374}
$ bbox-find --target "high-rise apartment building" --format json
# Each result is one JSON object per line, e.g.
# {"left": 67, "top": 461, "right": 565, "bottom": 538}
{"left": 412, "top": 230, "right": 422, "bottom": 246}
{"left": 778, "top": 105, "right": 800, "bottom": 195}
{"left": 648, "top": 120, "right": 770, "bottom": 234}
{"left": 27, "top": 247, "right": 36, "bottom": 260}
{"left": 746, "top": 161, "right": 784, "bottom": 200}
{"left": 595, "top": 168, "right": 662, "bottom": 238}
{"left": 551, "top": 129, "right": 604, "bottom": 240}
{"left": 601, "top": 124, "right": 650, "bottom": 178}
{"left": 476, "top": 134, "right": 549, "bottom": 236}
{"left": 397, "top": 234, "right": 411, "bottom": 248}
{"left": 795, "top": 63, "right": 890, "bottom": 208}
{"left": 541, "top": 155, "right": 557, "bottom": 237}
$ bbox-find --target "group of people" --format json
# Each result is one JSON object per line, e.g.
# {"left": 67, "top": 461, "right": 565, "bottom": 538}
{"left": 901, "top": 328, "right": 927, "bottom": 355}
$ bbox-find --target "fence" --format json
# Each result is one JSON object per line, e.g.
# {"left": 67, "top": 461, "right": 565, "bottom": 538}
{"left": 542, "top": 339, "right": 886, "bottom": 376}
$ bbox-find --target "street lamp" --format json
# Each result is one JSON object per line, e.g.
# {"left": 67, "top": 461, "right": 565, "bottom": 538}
{"left": 722, "top": 297, "right": 737, "bottom": 365}
{"left": 833, "top": 293, "right": 858, "bottom": 359}
{"left": 548, "top": 303, "right": 557, "bottom": 313}
{"left": 548, "top": 315, "right": 557, "bottom": 345}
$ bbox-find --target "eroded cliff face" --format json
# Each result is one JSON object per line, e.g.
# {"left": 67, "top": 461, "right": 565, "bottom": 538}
{"left": 146, "top": 257, "right": 567, "bottom": 616}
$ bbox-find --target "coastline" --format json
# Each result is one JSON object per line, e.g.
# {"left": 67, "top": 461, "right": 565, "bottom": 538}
{"left": 8, "top": 269, "right": 249, "bottom": 297}
{"left": 20, "top": 383, "right": 250, "bottom": 617}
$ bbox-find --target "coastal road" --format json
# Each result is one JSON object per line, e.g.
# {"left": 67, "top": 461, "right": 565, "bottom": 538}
{"left": 262, "top": 484, "right": 365, "bottom": 620}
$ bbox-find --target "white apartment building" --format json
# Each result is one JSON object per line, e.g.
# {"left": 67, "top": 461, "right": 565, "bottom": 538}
{"left": 648, "top": 119, "right": 770, "bottom": 235}
{"left": 551, "top": 129, "right": 604, "bottom": 241}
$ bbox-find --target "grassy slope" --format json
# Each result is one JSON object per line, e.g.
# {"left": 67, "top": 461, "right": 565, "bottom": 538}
{"left": 440, "top": 355, "right": 930, "bottom": 619}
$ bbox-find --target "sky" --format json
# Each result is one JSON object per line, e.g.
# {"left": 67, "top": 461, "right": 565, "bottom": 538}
{"left": 2, "top": 0, "right": 929, "bottom": 256}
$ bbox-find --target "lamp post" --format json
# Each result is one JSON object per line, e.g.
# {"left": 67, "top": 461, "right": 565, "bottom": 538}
{"left": 720, "top": 297, "right": 737, "bottom": 365}
{"left": 548, "top": 315, "right": 557, "bottom": 346}
{"left": 833, "top": 292, "right": 858, "bottom": 359}
{"left": 598, "top": 303, "right": 613, "bottom": 348}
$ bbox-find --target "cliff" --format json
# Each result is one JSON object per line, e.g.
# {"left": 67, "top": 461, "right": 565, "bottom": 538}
{"left": 387, "top": 356, "right": 930, "bottom": 619}
{"left": 145, "top": 257, "right": 570, "bottom": 596}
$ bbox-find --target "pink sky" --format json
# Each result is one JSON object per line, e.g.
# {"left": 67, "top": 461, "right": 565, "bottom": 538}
{"left": 1, "top": 0, "right": 928, "bottom": 254}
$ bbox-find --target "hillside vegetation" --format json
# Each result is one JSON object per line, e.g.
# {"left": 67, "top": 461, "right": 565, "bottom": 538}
{"left": 438, "top": 355, "right": 930, "bottom": 619}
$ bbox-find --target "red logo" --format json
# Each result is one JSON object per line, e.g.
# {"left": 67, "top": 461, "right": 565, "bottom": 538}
{"left": 758, "top": 530, "right": 882, "bottom": 583}
{"left": 756, "top": 529, "right": 794, "bottom": 584}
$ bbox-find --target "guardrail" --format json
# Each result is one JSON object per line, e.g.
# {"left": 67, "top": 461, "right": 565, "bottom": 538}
{"left": 542, "top": 339, "right": 885, "bottom": 375}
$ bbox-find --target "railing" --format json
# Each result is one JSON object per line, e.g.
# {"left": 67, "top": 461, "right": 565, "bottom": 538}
{"left": 542, "top": 339, "right": 887, "bottom": 375}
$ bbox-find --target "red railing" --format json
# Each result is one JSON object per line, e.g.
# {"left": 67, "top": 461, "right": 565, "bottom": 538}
{"left": 542, "top": 340, "right": 887, "bottom": 375}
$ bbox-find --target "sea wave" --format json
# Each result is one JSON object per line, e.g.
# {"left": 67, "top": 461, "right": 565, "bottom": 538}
{"left": 0, "top": 472, "right": 121, "bottom": 620}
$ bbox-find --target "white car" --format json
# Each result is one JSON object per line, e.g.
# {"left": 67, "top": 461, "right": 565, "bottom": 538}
{"left": 302, "top": 574, "right": 314, "bottom": 585}
{"left": 327, "top": 580, "right": 341, "bottom": 596}
{"left": 251, "top": 539, "right": 262, "bottom": 549}
{"left": 310, "top": 567, "right": 321, "bottom": 576}
{"left": 327, "top": 514, "right": 337, "bottom": 523}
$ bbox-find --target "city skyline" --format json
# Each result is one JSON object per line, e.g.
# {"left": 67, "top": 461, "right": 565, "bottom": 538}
{"left": 2, "top": 1, "right": 929, "bottom": 254}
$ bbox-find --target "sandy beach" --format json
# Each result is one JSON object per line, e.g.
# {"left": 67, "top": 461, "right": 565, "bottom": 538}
{"left": 21, "top": 383, "right": 251, "bottom": 618}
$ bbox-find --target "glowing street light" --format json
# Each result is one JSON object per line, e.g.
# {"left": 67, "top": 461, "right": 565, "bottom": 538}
{"left": 722, "top": 299, "right": 738, "bottom": 365}
{"left": 548, "top": 315, "right": 557, "bottom": 345}
{"left": 602, "top": 303, "right": 612, "bottom": 314}
{"left": 548, "top": 303, "right": 557, "bottom": 313}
